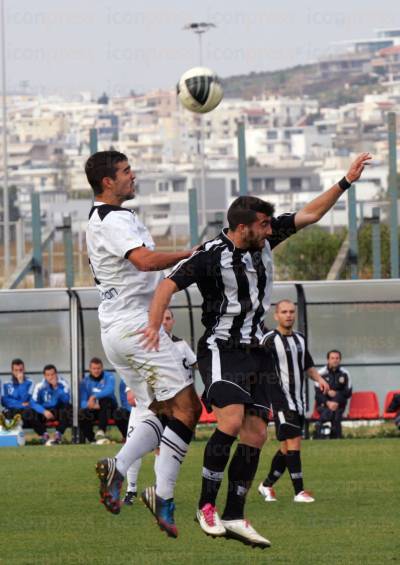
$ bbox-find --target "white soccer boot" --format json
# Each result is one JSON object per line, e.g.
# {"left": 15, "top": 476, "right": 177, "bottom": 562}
{"left": 95, "top": 430, "right": 111, "bottom": 445}
{"left": 221, "top": 519, "right": 271, "bottom": 548}
{"left": 258, "top": 483, "right": 277, "bottom": 502}
{"left": 196, "top": 503, "right": 226, "bottom": 537}
{"left": 293, "top": 490, "right": 315, "bottom": 503}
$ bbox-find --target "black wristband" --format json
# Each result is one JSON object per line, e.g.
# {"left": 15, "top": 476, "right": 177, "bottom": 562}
{"left": 338, "top": 176, "right": 351, "bottom": 191}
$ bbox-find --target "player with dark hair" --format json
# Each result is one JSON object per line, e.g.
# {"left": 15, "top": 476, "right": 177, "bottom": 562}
{"left": 314, "top": 350, "right": 352, "bottom": 439}
{"left": 85, "top": 151, "right": 201, "bottom": 538}
{"left": 31, "top": 364, "right": 72, "bottom": 445}
{"left": 258, "top": 300, "right": 328, "bottom": 503}
{"left": 141, "top": 153, "right": 371, "bottom": 548}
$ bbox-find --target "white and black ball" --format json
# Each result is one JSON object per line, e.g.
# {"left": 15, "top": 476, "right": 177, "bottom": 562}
{"left": 177, "top": 67, "right": 223, "bottom": 114}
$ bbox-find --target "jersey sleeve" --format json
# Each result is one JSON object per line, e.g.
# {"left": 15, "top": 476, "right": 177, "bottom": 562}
{"left": 102, "top": 212, "right": 144, "bottom": 258}
{"left": 168, "top": 250, "right": 207, "bottom": 290}
{"left": 267, "top": 213, "right": 297, "bottom": 250}
{"left": 304, "top": 349, "right": 315, "bottom": 371}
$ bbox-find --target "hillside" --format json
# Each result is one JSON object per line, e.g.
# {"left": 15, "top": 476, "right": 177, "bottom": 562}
{"left": 222, "top": 63, "right": 383, "bottom": 107}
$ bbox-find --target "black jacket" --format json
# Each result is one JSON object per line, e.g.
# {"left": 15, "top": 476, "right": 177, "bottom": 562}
{"left": 316, "top": 365, "right": 352, "bottom": 409}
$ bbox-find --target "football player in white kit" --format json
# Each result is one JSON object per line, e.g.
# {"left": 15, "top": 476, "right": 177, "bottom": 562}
{"left": 85, "top": 151, "right": 202, "bottom": 538}
{"left": 123, "top": 308, "right": 197, "bottom": 505}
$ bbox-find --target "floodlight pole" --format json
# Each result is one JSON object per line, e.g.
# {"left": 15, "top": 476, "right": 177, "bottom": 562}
{"left": 184, "top": 22, "right": 216, "bottom": 232}
{"left": 388, "top": 112, "right": 399, "bottom": 278}
{"left": 1, "top": 0, "right": 10, "bottom": 276}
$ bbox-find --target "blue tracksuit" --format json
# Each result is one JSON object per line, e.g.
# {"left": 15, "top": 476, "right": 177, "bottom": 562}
{"left": 119, "top": 380, "right": 132, "bottom": 412}
{"left": 80, "top": 371, "right": 116, "bottom": 409}
{"left": 31, "top": 378, "right": 70, "bottom": 415}
{"left": 1, "top": 378, "right": 34, "bottom": 410}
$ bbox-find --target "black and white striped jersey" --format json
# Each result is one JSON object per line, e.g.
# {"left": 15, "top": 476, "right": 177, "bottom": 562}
{"left": 168, "top": 213, "right": 296, "bottom": 345}
{"left": 261, "top": 329, "right": 314, "bottom": 414}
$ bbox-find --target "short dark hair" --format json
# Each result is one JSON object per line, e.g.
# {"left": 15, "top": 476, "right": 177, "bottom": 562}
{"left": 227, "top": 196, "right": 274, "bottom": 230}
{"left": 327, "top": 350, "right": 342, "bottom": 359}
{"left": 275, "top": 299, "right": 295, "bottom": 312}
{"left": 11, "top": 358, "right": 24, "bottom": 368}
{"left": 43, "top": 364, "right": 57, "bottom": 374}
{"left": 90, "top": 357, "right": 103, "bottom": 366}
{"left": 85, "top": 151, "right": 128, "bottom": 196}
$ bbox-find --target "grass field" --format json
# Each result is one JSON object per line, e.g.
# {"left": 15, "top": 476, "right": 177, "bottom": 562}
{"left": 1, "top": 438, "right": 399, "bottom": 565}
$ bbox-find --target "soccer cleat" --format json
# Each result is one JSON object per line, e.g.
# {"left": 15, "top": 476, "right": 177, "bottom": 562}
{"left": 46, "top": 431, "right": 63, "bottom": 446}
{"left": 196, "top": 503, "right": 226, "bottom": 537}
{"left": 221, "top": 519, "right": 271, "bottom": 548}
{"left": 141, "top": 486, "right": 178, "bottom": 538}
{"left": 41, "top": 432, "right": 50, "bottom": 445}
{"left": 258, "top": 483, "right": 277, "bottom": 502}
{"left": 123, "top": 491, "right": 137, "bottom": 506}
{"left": 95, "top": 430, "right": 111, "bottom": 445}
{"left": 96, "top": 457, "right": 124, "bottom": 514}
{"left": 294, "top": 490, "right": 315, "bottom": 503}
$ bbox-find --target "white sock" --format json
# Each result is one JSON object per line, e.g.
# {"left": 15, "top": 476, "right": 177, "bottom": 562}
{"left": 153, "top": 451, "right": 159, "bottom": 481}
{"left": 126, "top": 458, "right": 142, "bottom": 493}
{"left": 155, "top": 419, "right": 192, "bottom": 500}
{"left": 116, "top": 414, "right": 163, "bottom": 475}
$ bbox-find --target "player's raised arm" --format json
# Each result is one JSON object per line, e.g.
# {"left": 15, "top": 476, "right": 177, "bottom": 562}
{"left": 140, "top": 279, "right": 179, "bottom": 350}
{"left": 294, "top": 152, "right": 372, "bottom": 230}
{"left": 127, "top": 247, "right": 191, "bottom": 272}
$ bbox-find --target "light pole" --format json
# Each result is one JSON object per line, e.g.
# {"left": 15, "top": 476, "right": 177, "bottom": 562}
{"left": 183, "top": 22, "right": 216, "bottom": 231}
{"left": 1, "top": 0, "right": 10, "bottom": 277}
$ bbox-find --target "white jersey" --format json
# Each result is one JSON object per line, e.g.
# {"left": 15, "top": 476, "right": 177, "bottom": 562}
{"left": 169, "top": 334, "right": 197, "bottom": 381}
{"left": 86, "top": 202, "right": 162, "bottom": 332}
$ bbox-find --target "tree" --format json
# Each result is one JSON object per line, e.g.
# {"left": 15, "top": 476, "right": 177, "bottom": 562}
{"left": 357, "top": 223, "right": 394, "bottom": 278}
{"left": 274, "top": 226, "right": 344, "bottom": 280}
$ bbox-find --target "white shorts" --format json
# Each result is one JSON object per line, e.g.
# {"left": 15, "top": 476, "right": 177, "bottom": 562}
{"left": 101, "top": 324, "right": 193, "bottom": 408}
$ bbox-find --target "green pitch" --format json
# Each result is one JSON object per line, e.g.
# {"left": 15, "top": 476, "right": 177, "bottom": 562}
{"left": 1, "top": 438, "right": 399, "bottom": 565}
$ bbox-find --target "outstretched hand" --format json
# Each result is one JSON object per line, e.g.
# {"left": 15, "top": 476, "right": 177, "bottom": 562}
{"left": 346, "top": 152, "right": 372, "bottom": 183}
{"left": 138, "top": 326, "right": 160, "bottom": 351}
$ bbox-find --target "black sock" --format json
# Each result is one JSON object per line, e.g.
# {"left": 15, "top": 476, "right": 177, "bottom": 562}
{"left": 286, "top": 450, "right": 303, "bottom": 495}
{"left": 198, "top": 428, "right": 236, "bottom": 509}
{"left": 263, "top": 449, "right": 287, "bottom": 486}
{"left": 221, "top": 444, "right": 260, "bottom": 520}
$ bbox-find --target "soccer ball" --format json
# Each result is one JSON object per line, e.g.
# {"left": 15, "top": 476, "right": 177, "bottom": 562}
{"left": 177, "top": 67, "right": 223, "bottom": 114}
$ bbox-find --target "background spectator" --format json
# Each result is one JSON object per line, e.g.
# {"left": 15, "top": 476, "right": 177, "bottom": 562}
{"left": 314, "top": 350, "right": 352, "bottom": 439}
{"left": 31, "top": 364, "right": 72, "bottom": 445}
{"left": 1, "top": 359, "right": 41, "bottom": 437}
{"left": 387, "top": 393, "right": 400, "bottom": 431}
{"left": 79, "top": 357, "right": 117, "bottom": 444}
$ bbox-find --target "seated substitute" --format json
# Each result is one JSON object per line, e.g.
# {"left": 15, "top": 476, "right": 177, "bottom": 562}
{"left": 314, "top": 350, "right": 352, "bottom": 439}
{"left": 258, "top": 300, "right": 329, "bottom": 503}
{"left": 1, "top": 358, "right": 40, "bottom": 435}
{"left": 387, "top": 393, "right": 400, "bottom": 430}
{"left": 79, "top": 357, "right": 118, "bottom": 444}
{"left": 31, "top": 364, "right": 72, "bottom": 445}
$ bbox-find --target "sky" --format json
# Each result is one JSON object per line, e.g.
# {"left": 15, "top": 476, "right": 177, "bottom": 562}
{"left": 3, "top": 0, "right": 400, "bottom": 97}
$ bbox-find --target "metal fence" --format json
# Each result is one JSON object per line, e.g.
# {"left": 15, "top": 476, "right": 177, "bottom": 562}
{"left": 0, "top": 280, "right": 399, "bottom": 437}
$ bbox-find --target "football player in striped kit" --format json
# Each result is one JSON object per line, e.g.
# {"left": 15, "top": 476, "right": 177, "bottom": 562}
{"left": 258, "top": 300, "right": 329, "bottom": 503}
{"left": 141, "top": 153, "right": 370, "bottom": 547}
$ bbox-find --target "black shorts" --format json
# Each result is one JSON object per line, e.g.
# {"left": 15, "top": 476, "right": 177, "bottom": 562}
{"left": 274, "top": 410, "right": 304, "bottom": 441}
{"left": 197, "top": 338, "right": 276, "bottom": 420}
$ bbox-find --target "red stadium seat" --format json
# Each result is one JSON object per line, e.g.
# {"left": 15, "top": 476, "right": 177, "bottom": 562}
{"left": 383, "top": 390, "right": 400, "bottom": 419}
{"left": 199, "top": 399, "right": 217, "bottom": 424}
{"left": 310, "top": 402, "right": 320, "bottom": 420}
{"left": 347, "top": 391, "right": 380, "bottom": 420}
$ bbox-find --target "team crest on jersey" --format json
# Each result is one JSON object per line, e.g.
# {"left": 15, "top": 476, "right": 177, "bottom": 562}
{"left": 339, "top": 376, "right": 345, "bottom": 383}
